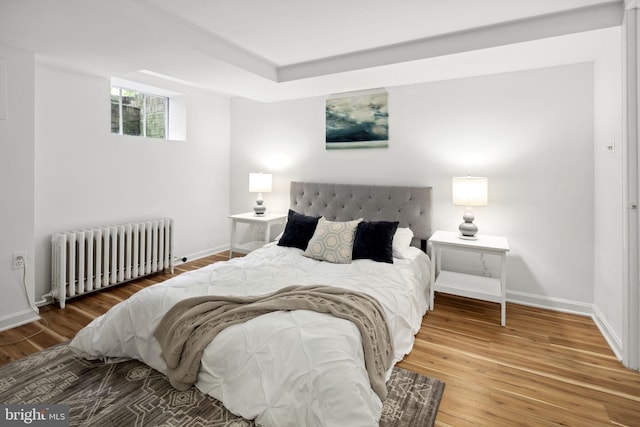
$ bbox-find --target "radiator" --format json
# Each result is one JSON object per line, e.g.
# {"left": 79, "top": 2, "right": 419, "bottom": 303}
{"left": 51, "top": 218, "right": 174, "bottom": 308}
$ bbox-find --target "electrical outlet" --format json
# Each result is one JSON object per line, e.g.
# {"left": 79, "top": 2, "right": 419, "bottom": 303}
{"left": 12, "top": 251, "right": 26, "bottom": 269}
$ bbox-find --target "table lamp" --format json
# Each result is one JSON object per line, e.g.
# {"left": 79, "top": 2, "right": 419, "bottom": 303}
{"left": 452, "top": 176, "right": 488, "bottom": 240}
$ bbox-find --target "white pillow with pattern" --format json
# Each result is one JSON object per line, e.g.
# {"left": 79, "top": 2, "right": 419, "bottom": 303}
{"left": 304, "top": 217, "right": 363, "bottom": 263}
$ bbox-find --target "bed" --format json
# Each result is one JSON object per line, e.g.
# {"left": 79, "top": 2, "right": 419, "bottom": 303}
{"left": 69, "top": 181, "right": 433, "bottom": 427}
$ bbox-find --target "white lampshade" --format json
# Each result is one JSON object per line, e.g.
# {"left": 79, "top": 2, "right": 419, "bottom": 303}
{"left": 249, "top": 173, "right": 272, "bottom": 193}
{"left": 452, "top": 176, "right": 488, "bottom": 207}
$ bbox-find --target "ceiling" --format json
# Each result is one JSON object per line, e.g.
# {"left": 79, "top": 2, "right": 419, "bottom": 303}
{"left": 0, "top": 0, "right": 624, "bottom": 102}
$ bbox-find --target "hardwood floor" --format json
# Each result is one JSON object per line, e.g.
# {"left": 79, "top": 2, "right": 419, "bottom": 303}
{"left": 1, "top": 253, "right": 638, "bottom": 426}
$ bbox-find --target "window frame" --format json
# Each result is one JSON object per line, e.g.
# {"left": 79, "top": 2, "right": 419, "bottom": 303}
{"left": 111, "top": 85, "right": 170, "bottom": 139}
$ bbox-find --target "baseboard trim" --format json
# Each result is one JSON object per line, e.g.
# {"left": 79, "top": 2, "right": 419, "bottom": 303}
{"left": 0, "top": 308, "right": 40, "bottom": 333}
{"left": 592, "top": 305, "right": 623, "bottom": 361}
{"left": 507, "top": 290, "right": 626, "bottom": 363}
{"left": 180, "top": 245, "right": 229, "bottom": 265}
{"left": 506, "top": 290, "right": 592, "bottom": 316}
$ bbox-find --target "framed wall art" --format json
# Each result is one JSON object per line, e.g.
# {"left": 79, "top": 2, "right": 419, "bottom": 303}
{"left": 325, "top": 88, "right": 388, "bottom": 149}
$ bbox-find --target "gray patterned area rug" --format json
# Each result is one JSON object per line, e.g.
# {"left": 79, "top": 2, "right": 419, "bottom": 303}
{"left": 0, "top": 343, "right": 444, "bottom": 426}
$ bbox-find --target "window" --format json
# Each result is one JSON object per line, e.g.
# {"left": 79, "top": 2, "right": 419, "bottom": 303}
{"left": 111, "top": 86, "right": 168, "bottom": 139}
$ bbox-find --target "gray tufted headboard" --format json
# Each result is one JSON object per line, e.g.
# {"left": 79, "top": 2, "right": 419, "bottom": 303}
{"left": 289, "top": 181, "right": 433, "bottom": 243}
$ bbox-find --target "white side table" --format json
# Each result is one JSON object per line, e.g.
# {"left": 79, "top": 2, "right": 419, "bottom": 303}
{"left": 229, "top": 212, "right": 287, "bottom": 258}
{"left": 429, "top": 230, "right": 510, "bottom": 326}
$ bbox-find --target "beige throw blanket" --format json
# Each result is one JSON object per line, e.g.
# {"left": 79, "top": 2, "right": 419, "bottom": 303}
{"left": 154, "top": 285, "right": 394, "bottom": 399}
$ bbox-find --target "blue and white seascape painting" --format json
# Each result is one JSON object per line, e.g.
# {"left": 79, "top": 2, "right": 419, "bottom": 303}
{"left": 325, "top": 89, "right": 389, "bottom": 149}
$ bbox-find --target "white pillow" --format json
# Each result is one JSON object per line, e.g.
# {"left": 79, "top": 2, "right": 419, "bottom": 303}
{"left": 304, "top": 217, "right": 362, "bottom": 263}
{"left": 392, "top": 227, "right": 414, "bottom": 259}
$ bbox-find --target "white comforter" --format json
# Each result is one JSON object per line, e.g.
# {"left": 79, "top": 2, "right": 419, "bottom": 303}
{"left": 69, "top": 243, "right": 430, "bottom": 427}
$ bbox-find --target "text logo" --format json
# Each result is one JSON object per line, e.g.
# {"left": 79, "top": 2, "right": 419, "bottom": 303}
{"left": 1, "top": 405, "right": 69, "bottom": 426}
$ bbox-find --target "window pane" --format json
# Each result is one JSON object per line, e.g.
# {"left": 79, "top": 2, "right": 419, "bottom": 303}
{"left": 110, "top": 87, "right": 120, "bottom": 134}
{"left": 145, "top": 94, "right": 167, "bottom": 139}
{"left": 121, "top": 89, "right": 143, "bottom": 136}
{"left": 110, "top": 85, "right": 170, "bottom": 140}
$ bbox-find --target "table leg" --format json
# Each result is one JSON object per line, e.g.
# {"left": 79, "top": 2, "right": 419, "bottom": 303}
{"left": 229, "top": 220, "right": 237, "bottom": 259}
{"left": 500, "top": 252, "right": 507, "bottom": 326}
{"left": 264, "top": 222, "right": 271, "bottom": 245}
{"left": 430, "top": 244, "right": 438, "bottom": 310}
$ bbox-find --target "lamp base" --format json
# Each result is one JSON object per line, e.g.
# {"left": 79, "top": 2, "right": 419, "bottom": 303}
{"left": 458, "top": 234, "right": 478, "bottom": 241}
{"left": 458, "top": 209, "right": 478, "bottom": 240}
{"left": 253, "top": 193, "right": 266, "bottom": 216}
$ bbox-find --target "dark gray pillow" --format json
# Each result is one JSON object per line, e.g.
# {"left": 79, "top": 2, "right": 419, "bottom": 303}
{"left": 352, "top": 221, "right": 399, "bottom": 263}
{"left": 277, "top": 209, "right": 320, "bottom": 250}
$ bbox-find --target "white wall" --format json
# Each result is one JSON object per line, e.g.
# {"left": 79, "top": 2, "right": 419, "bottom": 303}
{"left": 593, "top": 28, "right": 624, "bottom": 357}
{"left": 231, "top": 63, "right": 596, "bottom": 313}
{"left": 34, "top": 65, "right": 232, "bottom": 302}
{"left": 0, "top": 43, "right": 38, "bottom": 330}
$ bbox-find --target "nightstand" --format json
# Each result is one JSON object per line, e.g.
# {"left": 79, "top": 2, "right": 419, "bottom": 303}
{"left": 429, "top": 230, "right": 510, "bottom": 326}
{"left": 228, "top": 212, "right": 287, "bottom": 258}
